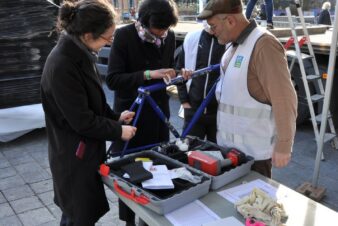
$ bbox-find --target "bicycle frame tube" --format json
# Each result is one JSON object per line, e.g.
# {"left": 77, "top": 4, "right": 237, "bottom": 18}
{"left": 109, "top": 64, "right": 220, "bottom": 158}
{"left": 181, "top": 77, "right": 220, "bottom": 138}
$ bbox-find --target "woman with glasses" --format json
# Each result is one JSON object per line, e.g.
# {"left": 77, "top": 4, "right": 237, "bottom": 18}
{"left": 40, "top": 0, "right": 136, "bottom": 225}
{"left": 106, "top": 0, "right": 179, "bottom": 225}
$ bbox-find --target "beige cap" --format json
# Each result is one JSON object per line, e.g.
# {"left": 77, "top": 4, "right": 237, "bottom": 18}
{"left": 197, "top": 0, "right": 243, "bottom": 20}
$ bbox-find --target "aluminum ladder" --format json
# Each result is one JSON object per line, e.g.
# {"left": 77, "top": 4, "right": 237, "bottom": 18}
{"left": 285, "top": 1, "right": 338, "bottom": 201}
{"left": 311, "top": 0, "right": 338, "bottom": 201}
{"left": 285, "top": 5, "right": 338, "bottom": 157}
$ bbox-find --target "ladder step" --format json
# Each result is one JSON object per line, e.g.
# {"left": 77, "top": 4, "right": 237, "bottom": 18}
{"left": 286, "top": 50, "right": 313, "bottom": 60}
{"left": 307, "top": 75, "right": 321, "bottom": 80}
{"left": 310, "top": 94, "right": 324, "bottom": 103}
{"left": 324, "top": 133, "right": 336, "bottom": 143}
{"left": 315, "top": 113, "right": 332, "bottom": 123}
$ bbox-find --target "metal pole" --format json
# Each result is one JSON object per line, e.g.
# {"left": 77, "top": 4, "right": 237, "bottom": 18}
{"left": 312, "top": 0, "right": 338, "bottom": 187}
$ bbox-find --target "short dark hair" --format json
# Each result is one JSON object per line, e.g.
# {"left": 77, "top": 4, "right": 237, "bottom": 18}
{"left": 138, "top": 0, "right": 178, "bottom": 29}
{"left": 57, "top": 0, "right": 116, "bottom": 39}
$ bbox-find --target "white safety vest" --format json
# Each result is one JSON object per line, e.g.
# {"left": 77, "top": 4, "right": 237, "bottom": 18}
{"left": 216, "top": 27, "right": 276, "bottom": 160}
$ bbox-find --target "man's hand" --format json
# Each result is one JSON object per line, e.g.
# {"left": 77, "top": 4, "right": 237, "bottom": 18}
{"left": 149, "top": 68, "right": 176, "bottom": 79}
{"left": 119, "top": 110, "right": 135, "bottom": 124}
{"left": 180, "top": 68, "right": 193, "bottom": 80}
{"left": 272, "top": 151, "right": 291, "bottom": 168}
{"left": 182, "top": 102, "right": 192, "bottom": 109}
{"left": 121, "top": 125, "right": 137, "bottom": 141}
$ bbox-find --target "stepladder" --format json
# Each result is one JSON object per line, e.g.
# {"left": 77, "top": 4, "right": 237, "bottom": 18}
{"left": 285, "top": 6, "right": 338, "bottom": 158}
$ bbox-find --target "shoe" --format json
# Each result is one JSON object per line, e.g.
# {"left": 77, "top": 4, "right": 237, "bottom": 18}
{"left": 267, "top": 23, "right": 274, "bottom": 30}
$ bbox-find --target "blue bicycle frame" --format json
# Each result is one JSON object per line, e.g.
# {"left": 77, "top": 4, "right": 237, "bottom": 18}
{"left": 108, "top": 64, "right": 220, "bottom": 158}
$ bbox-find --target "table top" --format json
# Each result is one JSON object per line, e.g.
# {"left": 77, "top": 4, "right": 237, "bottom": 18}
{"left": 114, "top": 171, "right": 338, "bottom": 226}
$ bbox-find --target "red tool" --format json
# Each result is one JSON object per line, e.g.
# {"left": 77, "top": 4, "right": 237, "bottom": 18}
{"left": 187, "top": 149, "right": 245, "bottom": 176}
{"left": 99, "top": 164, "right": 110, "bottom": 176}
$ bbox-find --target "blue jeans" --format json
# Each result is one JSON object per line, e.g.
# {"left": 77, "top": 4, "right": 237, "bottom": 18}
{"left": 245, "top": 0, "right": 273, "bottom": 24}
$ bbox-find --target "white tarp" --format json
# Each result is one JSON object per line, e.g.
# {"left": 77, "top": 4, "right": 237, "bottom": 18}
{"left": 0, "top": 104, "right": 45, "bottom": 142}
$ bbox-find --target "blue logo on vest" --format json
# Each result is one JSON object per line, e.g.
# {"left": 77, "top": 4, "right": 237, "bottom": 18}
{"left": 234, "top": 56, "right": 244, "bottom": 68}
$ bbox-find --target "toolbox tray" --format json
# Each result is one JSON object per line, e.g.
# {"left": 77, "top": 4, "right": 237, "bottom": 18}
{"left": 152, "top": 136, "right": 254, "bottom": 190}
{"left": 102, "top": 150, "right": 211, "bottom": 215}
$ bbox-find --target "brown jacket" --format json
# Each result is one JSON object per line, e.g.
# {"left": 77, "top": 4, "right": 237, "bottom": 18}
{"left": 247, "top": 33, "right": 297, "bottom": 155}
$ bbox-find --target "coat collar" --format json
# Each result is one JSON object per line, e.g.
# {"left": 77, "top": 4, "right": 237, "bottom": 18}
{"left": 130, "top": 24, "right": 174, "bottom": 66}
{"left": 57, "top": 33, "right": 102, "bottom": 88}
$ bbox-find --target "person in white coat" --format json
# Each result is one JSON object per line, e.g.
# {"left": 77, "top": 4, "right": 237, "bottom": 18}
{"left": 176, "top": 22, "right": 225, "bottom": 142}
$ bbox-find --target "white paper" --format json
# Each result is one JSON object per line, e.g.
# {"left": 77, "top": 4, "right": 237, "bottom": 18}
{"left": 165, "top": 200, "right": 220, "bottom": 226}
{"left": 142, "top": 161, "right": 153, "bottom": 171}
{"left": 217, "top": 179, "right": 278, "bottom": 204}
{"left": 141, "top": 165, "right": 174, "bottom": 189}
{"left": 0, "top": 104, "right": 45, "bottom": 142}
{"left": 169, "top": 168, "right": 180, "bottom": 179}
{"left": 122, "top": 173, "right": 130, "bottom": 179}
{"left": 202, "top": 216, "right": 244, "bottom": 226}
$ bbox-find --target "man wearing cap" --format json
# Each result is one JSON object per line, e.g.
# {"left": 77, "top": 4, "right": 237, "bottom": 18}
{"left": 198, "top": 0, "right": 297, "bottom": 177}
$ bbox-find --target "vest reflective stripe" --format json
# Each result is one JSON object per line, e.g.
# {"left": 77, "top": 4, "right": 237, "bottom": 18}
{"left": 218, "top": 102, "right": 273, "bottom": 119}
{"left": 217, "top": 131, "right": 276, "bottom": 148}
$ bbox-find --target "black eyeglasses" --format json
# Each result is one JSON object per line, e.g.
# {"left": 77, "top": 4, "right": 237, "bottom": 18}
{"left": 100, "top": 35, "right": 114, "bottom": 44}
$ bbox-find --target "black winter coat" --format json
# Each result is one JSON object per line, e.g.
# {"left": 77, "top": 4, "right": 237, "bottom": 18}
{"left": 107, "top": 23, "right": 176, "bottom": 148}
{"left": 41, "top": 34, "right": 122, "bottom": 225}
{"left": 318, "top": 9, "right": 332, "bottom": 25}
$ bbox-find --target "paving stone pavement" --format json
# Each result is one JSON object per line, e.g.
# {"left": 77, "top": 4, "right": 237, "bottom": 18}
{"left": 1, "top": 85, "right": 338, "bottom": 225}
{"left": 0, "top": 130, "right": 127, "bottom": 226}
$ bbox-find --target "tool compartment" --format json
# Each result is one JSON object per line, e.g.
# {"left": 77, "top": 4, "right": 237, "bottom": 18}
{"left": 102, "top": 150, "right": 211, "bottom": 214}
{"left": 152, "top": 136, "right": 254, "bottom": 190}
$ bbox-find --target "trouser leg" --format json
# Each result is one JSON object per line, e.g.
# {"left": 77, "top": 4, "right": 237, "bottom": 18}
{"left": 245, "top": 0, "right": 258, "bottom": 19}
{"left": 265, "top": 0, "right": 274, "bottom": 24}
{"left": 204, "top": 114, "right": 217, "bottom": 143}
{"left": 119, "top": 199, "right": 135, "bottom": 225}
{"left": 60, "top": 213, "right": 74, "bottom": 226}
{"left": 251, "top": 159, "right": 272, "bottom": 178}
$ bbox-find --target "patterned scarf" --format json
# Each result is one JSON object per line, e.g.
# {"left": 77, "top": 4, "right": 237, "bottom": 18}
{"left": 135, "top": 21, "right": 168, "bottom": 48}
